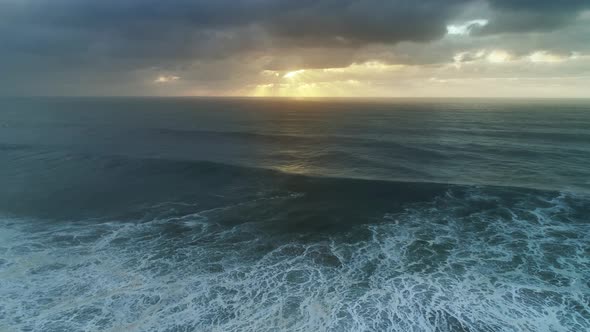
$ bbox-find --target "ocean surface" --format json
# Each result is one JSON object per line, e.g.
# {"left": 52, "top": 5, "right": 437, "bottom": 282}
{"left": 0, "top": 97, "right": 589, "bottom": 332}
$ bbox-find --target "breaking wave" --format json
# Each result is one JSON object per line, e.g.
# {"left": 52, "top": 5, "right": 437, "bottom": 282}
{"left": 1, "top": 184, "right": 589, "bottom": 331}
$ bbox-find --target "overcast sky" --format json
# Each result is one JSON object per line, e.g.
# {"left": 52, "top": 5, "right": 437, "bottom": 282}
{"left": 1, "top": 0, "right": 589, "bottom": 97}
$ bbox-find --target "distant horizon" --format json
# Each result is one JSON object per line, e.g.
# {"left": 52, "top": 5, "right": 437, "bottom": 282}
{"left": 4, "top": 95, "right": 590, "bottom": 101}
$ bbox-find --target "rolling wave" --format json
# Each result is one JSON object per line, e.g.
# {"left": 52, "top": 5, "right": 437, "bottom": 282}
{"left": 1, "top": 187, "right": 588, "bottom": 331}
{"left": 3, "top": 147, "right": 584, "bottom": 222}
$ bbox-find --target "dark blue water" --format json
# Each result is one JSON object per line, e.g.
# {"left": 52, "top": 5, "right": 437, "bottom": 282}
{"left": 1, "top": 97, "right": 589, "bottom": 331}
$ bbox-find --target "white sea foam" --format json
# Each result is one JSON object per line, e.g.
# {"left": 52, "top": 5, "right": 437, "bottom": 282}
{"left": 0, "top": 190, "right": 589, "bottom": 332}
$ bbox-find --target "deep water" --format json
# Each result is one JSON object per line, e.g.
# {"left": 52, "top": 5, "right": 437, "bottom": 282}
{"left": 0, "top": 97, "right": 589, "bottom": 331}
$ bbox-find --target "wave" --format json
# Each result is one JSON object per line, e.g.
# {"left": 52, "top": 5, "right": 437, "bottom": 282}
{"left": 0, "top": 149, "right": 570, "bottom": 219}
{"left": 3, "top": 146, "right": 589, "bottom": 222}
{"left": 1, "top": 186, "right": 588, "bottom": 331}
{"left": 153, "top": 126, "right": 590, "bottom": 152}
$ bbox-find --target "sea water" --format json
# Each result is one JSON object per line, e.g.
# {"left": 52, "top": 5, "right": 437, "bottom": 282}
{"left": 0, "top": 98, "right": 589, "bottom": 331}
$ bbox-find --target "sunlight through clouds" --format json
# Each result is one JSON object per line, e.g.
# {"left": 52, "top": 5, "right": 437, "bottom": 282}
{"left": 2, "top": 0, "right": 589, "bottom": 97}
{"left": 251, "top": 62, "right": 405, "bottom": 97}
{"left": 283, "top": 70, "right": 306, "bottom": 79}
{"left": 487, "top": 50, "right": 512, "bottom": 63}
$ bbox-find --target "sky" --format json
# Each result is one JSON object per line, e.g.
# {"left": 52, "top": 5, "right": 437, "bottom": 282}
{"left": 1, "top": 0, "right": 589, "bottom": 97}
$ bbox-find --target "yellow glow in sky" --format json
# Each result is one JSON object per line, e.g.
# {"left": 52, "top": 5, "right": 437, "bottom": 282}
{"left": 244, "top": 54, "right": 590, "bottom": 98}
{"left": 487, "top": 50, "right": 512, "bottom": 63}
{"left": 528, "top": 51, "right": 568, "bottom": 63}
{"left": 250, "top": 61, "right": 407, "bottom": 97}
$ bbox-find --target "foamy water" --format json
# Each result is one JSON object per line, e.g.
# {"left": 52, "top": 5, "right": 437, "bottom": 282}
{"left": 2, "top": 188, "right": 588, "bottom": 332}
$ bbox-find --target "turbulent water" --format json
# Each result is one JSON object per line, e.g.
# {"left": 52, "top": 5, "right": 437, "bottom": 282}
{"left": 1, "top": 97, "right": 589, "bottom": 332}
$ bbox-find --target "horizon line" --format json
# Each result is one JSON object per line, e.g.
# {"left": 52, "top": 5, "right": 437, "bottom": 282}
{"left": 2, "top": 95, "right": 590, "bottom": 100}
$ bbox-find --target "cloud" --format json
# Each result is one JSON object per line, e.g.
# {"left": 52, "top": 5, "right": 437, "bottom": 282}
{"left": 0, "top": 0, "right": 472, "bottom": 57}
{"left": 0, "top": 0, "right": 589, "bottom": 96}
{"left": 154, "top": 75, "right": 180, "bottom": 83}
{"left": 486, "top": 50, "right": 513, "bottom": 63}
{"left": 474, "top": 0, "right": 590, "bottom": 35}
{"left": 447, "top": 19, "right": 489, "bottom": 36}
{"left": 528, "top": 51, "right": 574, "bottom": 63}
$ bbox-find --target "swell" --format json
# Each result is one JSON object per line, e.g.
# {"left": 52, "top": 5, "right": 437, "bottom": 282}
{"left": 0, "top": 148, "right": 448, "bottom": 223}
{"left": 2, "top": 147, "right": 586, "bottom": 225}
{"left": 3, "top": 145, "right": 584, "bottom": 193}
{"left": 155, "top": 127, "right": 590, "bottom": 152}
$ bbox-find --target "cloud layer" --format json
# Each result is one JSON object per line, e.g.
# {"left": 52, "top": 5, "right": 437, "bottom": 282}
{"left": 1, "top": 0, "right": 589, "bottom": 96}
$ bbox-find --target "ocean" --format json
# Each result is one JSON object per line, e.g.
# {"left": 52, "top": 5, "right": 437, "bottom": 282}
{"left": 0, "top": 97, "right": 589, "bottom": 331}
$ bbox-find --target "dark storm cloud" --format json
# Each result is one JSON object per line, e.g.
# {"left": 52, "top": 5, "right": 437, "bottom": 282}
{"left": 486, "top": 0, "right": 589, "bottom": 12}
{"left": 476, "top": 0, "right": 590, "bottom": 34}
{"left": 265, "top": 0, "right": 471, "bottom": 45}
{"left": 2, "top": 0, "right": 588, "bottom": 62}
{"left": 1, "top": 0, "right": 470, "bottom": 58}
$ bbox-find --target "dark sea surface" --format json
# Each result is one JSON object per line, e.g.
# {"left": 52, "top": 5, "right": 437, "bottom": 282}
{"left": 0, "top": 97, "right": 589, "bottom": 331}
